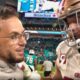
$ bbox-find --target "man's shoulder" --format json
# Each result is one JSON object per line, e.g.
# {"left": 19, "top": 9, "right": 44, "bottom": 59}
{"left": 56, "top": 40, "right": 67, "bottom": 51}
{"left": 0, "top": 60, "right": 23, "bottom": 80}
{"left": 56, "top": 40, "right": 70, "bottom": 56}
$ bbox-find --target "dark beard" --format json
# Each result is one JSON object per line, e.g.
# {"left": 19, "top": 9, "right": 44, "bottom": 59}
{"left": 78, "top": 48, "right": 80, "bottom": 53}
{"left": 7, "top": 52, "right": 24, "bottom": 63}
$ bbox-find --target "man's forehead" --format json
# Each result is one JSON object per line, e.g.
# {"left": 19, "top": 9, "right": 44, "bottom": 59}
{"left": 66, "top": 14, "right": 80, "bottom": 24}
{"left": 69, "top": 23, "right": 78, "bottom": 28}
{"left": 0, "top": 19, "right": 6, "bottom": 29}
{"left": 68, "top": 23, "right": 80, "bottom": 31}
{"left": 67, "top": 16, "right": 76, "bottom": 21}
{"left": 0, "top": 17, "right": 21, "bottom": 28}
{"left": 0, "top": 19, "right": 11, "bottom": 30}
{"left": 0, "top": 19, "right": 22, "bottom": 33}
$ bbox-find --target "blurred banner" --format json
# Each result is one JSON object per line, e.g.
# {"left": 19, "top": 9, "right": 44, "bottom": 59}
{"left": 17, "top": 0, "right": 63, "bottom": 18}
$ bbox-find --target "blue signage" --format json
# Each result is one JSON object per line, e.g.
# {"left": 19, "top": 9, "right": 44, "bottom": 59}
{"left": 18, "top": 0, "right": 62, "bottom": 18}
{"left": 18, "top": 0, "right": 36, "bottom": 12}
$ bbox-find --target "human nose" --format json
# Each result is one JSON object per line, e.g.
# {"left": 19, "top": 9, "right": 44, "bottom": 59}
{"left": 18, "top": 32, "right": 29, "bottom": 40}
{"left": 18, "top": 33, "right": 29, "bottom": 46}
{"left": 18, "top": 36, "right": 27, "bottom": 46}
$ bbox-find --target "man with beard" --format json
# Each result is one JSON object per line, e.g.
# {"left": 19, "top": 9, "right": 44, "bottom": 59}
{"left": 43, "top": 0, "right": 80, "bottom": 80}
{"left": 0, "top": 6, "right": 28, "bottom": 80}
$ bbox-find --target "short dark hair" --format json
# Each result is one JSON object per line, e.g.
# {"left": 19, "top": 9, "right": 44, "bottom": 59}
{"left": 0, "top": 6, "right": 18, "bottom": 20}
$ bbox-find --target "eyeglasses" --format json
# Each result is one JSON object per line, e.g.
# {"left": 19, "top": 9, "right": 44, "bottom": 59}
{"left": 0, "top": 32, "right": 29, "bottom": 40}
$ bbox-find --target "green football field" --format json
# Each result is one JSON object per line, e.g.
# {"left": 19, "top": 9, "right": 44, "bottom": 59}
{"left": 36, "top": 64, "right": 56, "bottom": 78}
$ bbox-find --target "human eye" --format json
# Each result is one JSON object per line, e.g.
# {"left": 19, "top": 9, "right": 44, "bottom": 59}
{"left": 10, "top": 35, "right": 18, "bottom": 39}
{"left": 9, "top": 33, "right": 19, "bottom": 40}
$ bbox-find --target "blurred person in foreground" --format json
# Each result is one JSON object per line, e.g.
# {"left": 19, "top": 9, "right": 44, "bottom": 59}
{"left": 43, "top": 0, "right": 80, "bottom": 80}
{"left": 0, "top": 6, "right": 28, "bottom": 80}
